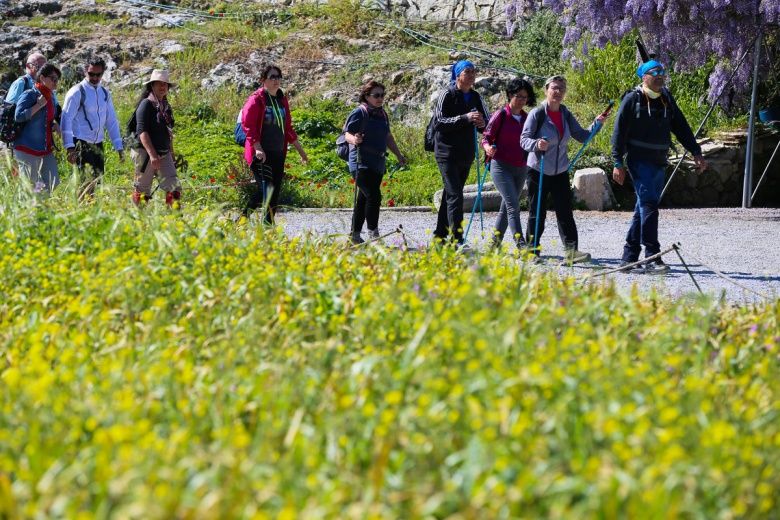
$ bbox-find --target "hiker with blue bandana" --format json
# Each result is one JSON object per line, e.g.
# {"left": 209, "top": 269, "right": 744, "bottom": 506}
{"left": 431, "top": 60, "right": 489, "bottom": 247}
{"left": 611, "top": 60, "right": 708, "bottom": 274}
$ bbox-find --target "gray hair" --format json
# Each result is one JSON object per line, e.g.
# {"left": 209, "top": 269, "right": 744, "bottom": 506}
{"left": 25, "top": 52, "right": 46, "bottom": 68}
{"left": 544, "top": 75, "right": 567, "bottom": 90}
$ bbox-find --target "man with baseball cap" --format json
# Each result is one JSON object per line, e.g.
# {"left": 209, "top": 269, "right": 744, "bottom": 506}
{"left": 611, "top": 60, "right": 707, "bottom": 274}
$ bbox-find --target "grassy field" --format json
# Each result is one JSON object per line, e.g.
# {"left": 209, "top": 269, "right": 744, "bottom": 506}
{"left": 0, "top": 176, "right": 778, "bottom": 518}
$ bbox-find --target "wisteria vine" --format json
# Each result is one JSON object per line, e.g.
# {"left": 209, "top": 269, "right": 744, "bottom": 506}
{"left": 540, "top": 0, "right": 780, "bottom": 105}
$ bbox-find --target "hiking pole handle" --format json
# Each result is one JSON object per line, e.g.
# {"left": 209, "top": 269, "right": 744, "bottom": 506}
{"left": 600, "top": 100, "right": 615, "bottom": 119}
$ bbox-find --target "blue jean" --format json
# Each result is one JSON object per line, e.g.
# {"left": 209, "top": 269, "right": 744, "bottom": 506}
{"left": 622, "top": 158, "right": 665, "bottom": 262}
{"left": 490, "top": 159, "right": 527, "bottom": 247}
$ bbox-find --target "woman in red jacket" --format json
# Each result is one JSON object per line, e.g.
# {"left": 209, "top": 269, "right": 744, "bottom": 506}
{"left": 241, "top": 65, "right": 308, "bottom": 223}
{"left": 481, "top": 78, "right": 536, "bottom": 251}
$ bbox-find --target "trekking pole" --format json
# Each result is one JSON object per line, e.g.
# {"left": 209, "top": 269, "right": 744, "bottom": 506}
{"left": 474, "top": 127, "right": 485, "bottom": 232}
{"left": 350, "top": 227, "right": 400, "bottom": 247}
{"left": 532, "top": 138, "right": 548, "bottom": 254}
{"left": 751, "top": 138, "right": 780, "bottom": 202}
{"left": 567, "top": 101, "right": 614, "bottom": 174}
{"left": 586, "top": 245, "right": 677, "bottom": 278}
{"left": 671, "top": 243, "right": 703, "bottom": 294}
{"left": 658, "top": 36, "right": 757, "bottom": 203}
{"left": 463, "top": 125, "right": 489, "bottom": 242}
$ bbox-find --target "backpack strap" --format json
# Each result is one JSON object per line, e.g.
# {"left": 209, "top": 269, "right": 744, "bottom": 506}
{"left": 358, "top": 104, "right": 369, "bottom": 134}
{"left": 532, "top": 105, "right": 546, "bottom": 137}
{"left": 78, "top": 85, "right": 95, "bottom": 132}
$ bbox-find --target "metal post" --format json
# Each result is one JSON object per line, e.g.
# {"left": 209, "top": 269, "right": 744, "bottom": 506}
{"left": 743, "top": 31, "right": 762, "bottom": 208}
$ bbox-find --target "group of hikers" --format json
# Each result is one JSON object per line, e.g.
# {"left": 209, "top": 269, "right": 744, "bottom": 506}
{"left": 1, "top": 53, "right": 707, "bottom": 271}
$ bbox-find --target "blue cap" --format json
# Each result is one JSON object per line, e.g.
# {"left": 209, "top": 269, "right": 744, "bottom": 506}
{"left": 637, "top": 60, "right": 664, "bottom": 78}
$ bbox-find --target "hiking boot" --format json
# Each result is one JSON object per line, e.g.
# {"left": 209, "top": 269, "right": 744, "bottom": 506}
{"left": 642, "top": 259, "right": 671, "bottom": 275}
{"left": 350, "top": 232, "right": 365, "bottom": 245}
{"left": 488, "top": 232, "right": 504, "bottom": 251}
{"left": 132, "top": 190, "right": 149, "bottom": 206}
{"left": 165, "top": 190, "right": 182, "bottom": 208}
{"left": 564, "top": 249, "right": 592, "bottom": 264}
{"left": 367, "top": 228, "right": 380, "bottom": 240}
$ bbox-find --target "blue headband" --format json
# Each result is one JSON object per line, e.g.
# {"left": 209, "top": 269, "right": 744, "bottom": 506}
{"left": 451, "top": 60, "right": 475, "bottom": 83}
{"left": 637, "top": 60, "right": 664, "bottom": 78}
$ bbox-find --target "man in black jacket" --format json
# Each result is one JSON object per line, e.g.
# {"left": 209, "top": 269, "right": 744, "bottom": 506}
{"left": 611, "top": 60, "right": 707, "bottom": 273}
{"left": 432, "top": 60, "right": 489, "bottom": 246}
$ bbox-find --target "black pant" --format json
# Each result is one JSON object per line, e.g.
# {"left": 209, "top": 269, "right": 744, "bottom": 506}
{"left": 351, "top": 167, "right": 383, "bottom": 234}
{"left": 525, "top": 169, "right": 578, "bottom": 251}
{"left": 74, "top": 139, "right": 105, "bottom": 194}
{"left": 434, "top": 158, "right": 473, "bottom": 243}
{"left": 246, "top": 150, "right": 285, "bottom": 223}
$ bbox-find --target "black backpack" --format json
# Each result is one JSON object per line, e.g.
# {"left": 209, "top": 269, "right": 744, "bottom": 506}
{"left": 335, "top": 104, "right": 369, "bottom": 161}
{"left": 0, "top": 76, "right": 34, "bottom": 144}
{"left": 124, "top": 105, "right": 140, "bottom": 149}
{"left": 424, "top": 89, "right": 450, "bottom": 152}
{"left": 423, "top": 114, "right": 436, "bottom": 152}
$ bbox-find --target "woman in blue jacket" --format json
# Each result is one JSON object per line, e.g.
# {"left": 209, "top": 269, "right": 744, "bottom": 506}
{"left": 520, "top": 75, "right": 605, "bottom": 263}
{"left": 13, "top": 63, "right": 62, "bottom": 193}
{"left": 344, "top": 80, "right": 406, "bottom": 244}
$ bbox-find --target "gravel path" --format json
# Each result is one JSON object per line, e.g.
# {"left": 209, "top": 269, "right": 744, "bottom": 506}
{"left": 276, "top": 208, "right": 780, "bottom": 304}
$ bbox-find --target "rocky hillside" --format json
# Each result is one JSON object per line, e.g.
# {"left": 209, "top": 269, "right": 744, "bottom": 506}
{"left": 0, "top": 0, "right": 521, "bottom": 121}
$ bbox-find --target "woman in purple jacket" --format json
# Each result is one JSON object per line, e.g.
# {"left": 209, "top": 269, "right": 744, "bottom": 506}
{"left": 481, "top": 78, "right": 536, "bottom": 251}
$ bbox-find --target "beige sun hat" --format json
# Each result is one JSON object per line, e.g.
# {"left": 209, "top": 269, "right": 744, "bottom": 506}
{"left": 144, "top": 69, "right": 176, "bottom": 88}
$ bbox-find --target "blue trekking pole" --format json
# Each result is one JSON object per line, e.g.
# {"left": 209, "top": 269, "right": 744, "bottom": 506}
{"left": 463, "top": 125, "right": 490, "bottom": 242}
{"left": 567, "top": 101, "right": 615, "bottom": 174}
{"left": 532, "top": 137, "right": 548, "bottom": 254}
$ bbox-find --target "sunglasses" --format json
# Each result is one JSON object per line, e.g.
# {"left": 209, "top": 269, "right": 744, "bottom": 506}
{"left": 369, "top": 92, "right": 385, "bottom": 99}
{"left": 647, "top": 68, "right": 666, "bottom": 77}
{"left": 87, "top": 71, "right": 104, "bottom": 78}
{"left": 267, "top": 74, "right": 282, "bottom": 80}
{"left": 46, "top": 75, "right": 60, "bottom": 84}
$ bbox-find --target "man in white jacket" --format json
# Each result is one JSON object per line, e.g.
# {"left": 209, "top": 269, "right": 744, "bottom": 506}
{"left": 61, "top": 56, "right": 124, "bottom": 196}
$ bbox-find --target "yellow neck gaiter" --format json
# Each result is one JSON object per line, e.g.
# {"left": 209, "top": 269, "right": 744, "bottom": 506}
{"left": 642, "top": 85, "right": 662, "bottom": 99}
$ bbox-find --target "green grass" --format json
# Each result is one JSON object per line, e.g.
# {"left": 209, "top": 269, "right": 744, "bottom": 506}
{"left": 0, "top": 177, "right": 778, "bottom": 518}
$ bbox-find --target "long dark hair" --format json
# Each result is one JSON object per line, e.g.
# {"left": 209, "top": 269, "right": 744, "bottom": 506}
{"left": 135, "top": 83, "right": 154, "bottom": 107}
{"left": 506, "top": 78, "right": 537, "bottom": 106}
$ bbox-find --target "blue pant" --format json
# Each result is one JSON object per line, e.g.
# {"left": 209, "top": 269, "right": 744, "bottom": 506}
{"left": 622, "top": 159, "right": 665, "bottom": 262}
{"left": 490, "top": 159, "right": 527, "bottom": 247}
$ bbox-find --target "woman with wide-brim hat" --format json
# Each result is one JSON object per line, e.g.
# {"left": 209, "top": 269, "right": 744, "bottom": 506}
{"left": 129, "top": 69, "right": 181, "bottom": 207}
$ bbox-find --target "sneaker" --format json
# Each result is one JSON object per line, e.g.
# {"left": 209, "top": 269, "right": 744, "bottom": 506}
{"left": 564, "top": 249, "right": 592, "bottom": 264}
{"left": 456, "top": 242, "right": 473, "bottom": 254}
{"left": 350, "top": 232, "right": 365, "bottom": 245}
{"left": 619, "top": 260, "right": 639, "bottom": 272}
{"left": 367, "top": 228, "right": 380, "bottom": 240}
{"left": 642, "top": 260, "right": 671, "bottom": 275}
